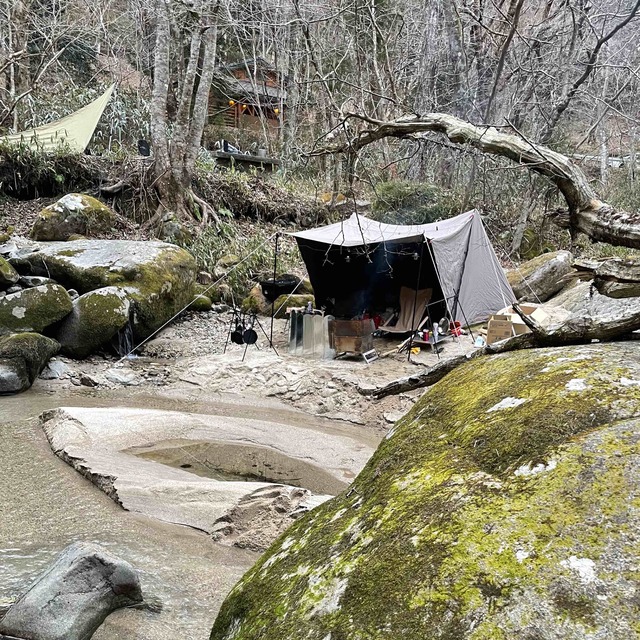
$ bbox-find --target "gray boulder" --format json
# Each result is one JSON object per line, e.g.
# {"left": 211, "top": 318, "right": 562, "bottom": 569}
{"left": 0, "top": 541, "right": 142, "bottom": 640}
{"left": 56, "top": 287, "right": 130, "bottom": 359}
{"left": 12, "top": 239, "right": 196, "bottom": 340}
{"left": 211, "top": 342, "right": 640, "bottom": 640}
{"left": 19, "top": 275, "right": 58, "bottom": 288}
{"left": 507, "top": 250, "right": 573, "bottom": 301}
{"left": 0, "top": 333, "right": 60, "bottom": 394}
{"left": 30, "top": 194, "right": 116, "bottom": 241}
{"left": 0, "top": 256, "right": 19, "bottom": 287}
{"left": 0, "top": 284, "right": 73, "bottom": 335}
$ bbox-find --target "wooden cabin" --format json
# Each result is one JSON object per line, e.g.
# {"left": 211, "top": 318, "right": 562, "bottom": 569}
{"left": 208, "top": 57, "right": 286, "bottom": 141}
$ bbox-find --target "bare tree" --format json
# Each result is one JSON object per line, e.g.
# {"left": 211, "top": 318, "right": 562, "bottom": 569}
{"left": 148, "top": 0, "right": 220, "bottom": 224}
{"left": 314, "top": 111, "right": 640, "bottom": 248}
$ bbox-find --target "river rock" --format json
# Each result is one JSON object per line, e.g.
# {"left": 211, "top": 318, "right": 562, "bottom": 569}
{"left": 12, "top": 239, "right": 196, "bottom": 340}
{"left": 40, "top": 359, "right": 72, "bottom": 380}
{"left": 30, "top": 194, "right": 116, "bottom": 241}
{"left": 56, "top": 287, "right": 130, "bottom": 359}
{"left": 0, "top": 284, "right": 73, "bottom": 335}
{"left": 0, "top": 256, "right": 19, "bottom": 287}
{"left": 211, "top": 342, "right": 640, "bottom": 640}
{"left": 0, "top": 541, "right": 142, "bottom": 640}
{"left": 0, "top": 332, "right": 60, "bottom": 394}
{"left": 272, "top": 293, "right": 315, "bottom": 318}
{"left": 507, "top": 250, "right": 573, "bottom": 302}
{"left": 189, "top": 294, "right": 213, "bottom": 312}
{"left": 18, "top": 275, "right": 58, "bottom": 288}
{"left": 242, "top": 283, "right": 271, "bottom": 315}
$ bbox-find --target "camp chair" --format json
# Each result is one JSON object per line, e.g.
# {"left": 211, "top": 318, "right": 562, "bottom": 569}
{"left": 381, "top": 287, "right": 432, "bottom": 334}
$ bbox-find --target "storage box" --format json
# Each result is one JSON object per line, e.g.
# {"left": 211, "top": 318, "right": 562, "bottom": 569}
{"left": 486, "top": 304, "right": 547, "bottom": 345}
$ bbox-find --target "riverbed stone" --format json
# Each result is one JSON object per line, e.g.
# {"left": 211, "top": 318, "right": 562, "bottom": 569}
{"left": 272, "top": 293, "right": 315, "bottom": 318}
{"left": 0, "top": 256, "right": 19, "bottom": 287}
{"left": 0, "top": 284, "right": 73, "bottom": 335}
{"left": 30, "top": 193, "right": 116, "bottom": 241}
{"left": 210, "top": 342, "right": 640, "bottom": 640}
{"left": 507, "top": 250, "right": 573, "bottom": 302}
{"left": 56, "top": 286, "right": 130, "bottom": 359}
{"left": 0, "top": 541, "right": 142, "bottom": 640}
{"left": 12, "top": 239, "right": 197, "bottom": 340}
{"left": 0, "top": 332, "right": 60, "bottom": 394}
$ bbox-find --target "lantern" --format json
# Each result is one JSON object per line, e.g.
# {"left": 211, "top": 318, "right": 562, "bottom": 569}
{"left": 274, "top": 108, "right": 280, "bottom": 115}
{"left": 228, "top": 100, "right": 235, "bottom": 106}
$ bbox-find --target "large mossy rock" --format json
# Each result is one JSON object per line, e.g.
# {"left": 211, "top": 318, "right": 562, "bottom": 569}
{"left": 30, "top": 194, "right": 116, "bottom": 241}
{"left": 0, "top": 332, "right": 60, "bottom": 394}
{"left": 0, "top": 255, "right": 19, "bottom": 287}
{"left": 0, "top": 284, "right": 72, "bottom": 335}
{"left": 12, "top": 239, "right": 196, "bottom": 340}
{"left": 507, "top": 250, "right": 572, "bottom": 302}
{"left": 56, "top": 287, "right": 130, "bottom": 359}
{"left": 272, "top": 294, "right": 315, "bottom": 319}
{"left": 211, "top": 343, "right": 640, "bottom": 640}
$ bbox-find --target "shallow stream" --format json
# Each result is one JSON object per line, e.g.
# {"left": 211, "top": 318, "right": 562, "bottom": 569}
{"left": 0, "top": 381, "right": 379, "bottom": 639}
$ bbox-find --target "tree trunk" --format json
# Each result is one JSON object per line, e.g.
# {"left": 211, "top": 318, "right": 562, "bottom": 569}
{"left": 314, "top": 112, "right": 640, "bottom": 249}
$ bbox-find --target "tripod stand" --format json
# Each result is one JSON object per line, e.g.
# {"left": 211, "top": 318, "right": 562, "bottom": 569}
{"left": 223, "top": 308, "right": 279, "bottom": 361}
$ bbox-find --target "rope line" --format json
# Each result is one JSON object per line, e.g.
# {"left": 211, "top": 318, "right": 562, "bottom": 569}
{"left": 115, "top": 232, "right": 278, "bottom": 363}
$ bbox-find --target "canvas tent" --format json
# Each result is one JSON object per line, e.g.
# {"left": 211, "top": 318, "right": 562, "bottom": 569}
{"left": 291, "top": 210, "right": 515, "bottom": 326}
{"left": 0, "top": 85, "right": 114, "bottom": 153}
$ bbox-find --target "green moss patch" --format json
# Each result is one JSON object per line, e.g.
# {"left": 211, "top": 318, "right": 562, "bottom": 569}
{"left": 211, "top": 344, "right": 640, "bottom": 640}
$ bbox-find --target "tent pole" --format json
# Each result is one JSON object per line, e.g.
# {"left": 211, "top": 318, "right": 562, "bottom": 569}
{"left": 407, "top": 242, "right": 425, "bottom": 361}
{"left": 270, "top": 232, "right": 280, "bottom": 347}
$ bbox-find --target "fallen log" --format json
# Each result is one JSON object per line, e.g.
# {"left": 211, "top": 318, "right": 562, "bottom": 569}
{"left": 361, "top": 334, "right": 536, "bottom": 399}
{"left": 313, "top": 112, "right": 640, "bottom": 249}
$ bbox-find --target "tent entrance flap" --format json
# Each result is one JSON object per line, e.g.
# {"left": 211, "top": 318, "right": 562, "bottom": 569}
{"left": 291, "top": 211, "right": 515, "bottom": 325}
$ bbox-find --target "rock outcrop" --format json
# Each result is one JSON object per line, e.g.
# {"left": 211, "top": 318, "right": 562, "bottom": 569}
{"left": 211, "top": 343, "right": 640, "bottom": 640}
{"left": 0, "top": 541, "right": 142, "bottom": 640}
{"left": 0, "top": 284, "right": 73, "bottom": 335}
{"left": 12, "top": 239, "right": 196, "bottom": 339}
{"left": 56, "top": 287, "right": 131, "bottom": 359}
{"left": 30, "top": 194, "right": 116, "bottom": 241}
{"left": 0, "top": 255, "right": 19, "bottom": 286}
{"left": 507, "top": 250, "right": 573, "bottom": 302}
{"left": 0, "top": 332, "right": 60, "bottom": 394}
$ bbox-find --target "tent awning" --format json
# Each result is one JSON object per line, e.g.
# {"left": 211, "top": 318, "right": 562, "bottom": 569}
{"left": 0, "top": 85, "right": 114, "bottom": 153}
{"left": 290, "top": 210, "right": 477, "bottom": 247}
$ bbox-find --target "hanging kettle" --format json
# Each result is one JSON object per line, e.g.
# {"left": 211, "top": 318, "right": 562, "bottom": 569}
{"left": 231, "top": 323, "right": 244, "bottom": 344}
{"left": 243, "top": 316, "right": 258, "bottom": 344}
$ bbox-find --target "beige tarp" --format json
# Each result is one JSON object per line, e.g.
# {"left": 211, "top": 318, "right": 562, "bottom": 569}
{"left": 0, "top": 85, "right": 114, "bottom": 152}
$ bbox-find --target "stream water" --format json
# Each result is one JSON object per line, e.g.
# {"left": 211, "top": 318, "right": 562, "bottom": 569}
{"left": 0, "top": 381, "right": 379, "bottom": 639}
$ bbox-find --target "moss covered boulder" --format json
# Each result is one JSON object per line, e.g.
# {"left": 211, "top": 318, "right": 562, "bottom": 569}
{"left": 242, "top": 284, "right": 271, "bottom": 315}
{"left": 507, "top": 250, "right": 573, "bottom": 302}
{"left": 211, "top": 343, "right": 640, "bottom": 640}
{"left": 56, "top": 287, "right": 130, "bottom": 359}
{"left": 12, "top": 239, "right": 196, "bottom": 340}
{"left": 188, "top": 294, "right": 213, "bottom": 312}
{"left": 0, "top": 256, "right": 19, "bottom": 287}
{"left": 0, "top": 284, "right": 72, "bottom": 335}
{"left": 272, "top": 294, "right": 315, "bottom": 319}
{"left": 0, "top": 332, "right": 60, "bottom": 394}
{"left": 30, "top": 194, "right": 116, "bottom": 241}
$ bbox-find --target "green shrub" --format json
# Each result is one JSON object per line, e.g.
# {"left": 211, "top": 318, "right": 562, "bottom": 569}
{"left": 371, "top": 179, "right": 463, "bottom": 224}
{"left": 186, "top": 210, "right": 303, "bottom": 302}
